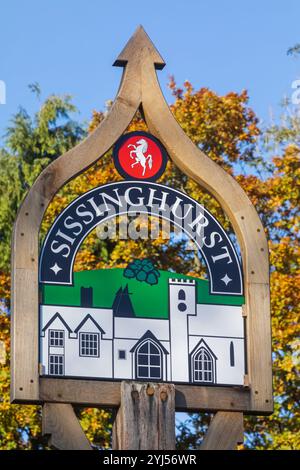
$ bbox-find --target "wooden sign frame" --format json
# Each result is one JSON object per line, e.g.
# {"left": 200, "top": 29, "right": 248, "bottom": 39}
{"left": 11, "top": 27, "right": 272, "bottom": 440}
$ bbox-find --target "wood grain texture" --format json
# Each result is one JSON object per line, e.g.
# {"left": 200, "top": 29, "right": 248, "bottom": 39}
{"left": 11, "top": 268, "right": 39, "bottom": 401}
{"left": 246, "top": 283, "right": 273, "bottom": 411}
{"left": 42, "top": 403, "right": 92, "bottom": 450}
{"left": 38, "top": 378, "right": 268, "bottom": 413}
{"left": 112, "top": 381, "right": 175, "bottom": 450}
{"left": 12, "top": 26, "right": 272, "bottom": 415}
{"left": 200, "top": 411, "right": 244, "bottom": 450}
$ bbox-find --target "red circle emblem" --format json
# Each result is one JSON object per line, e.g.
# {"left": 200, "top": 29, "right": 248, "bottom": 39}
{"left": 113, "top": 132, "right": 168, "bottom": 181}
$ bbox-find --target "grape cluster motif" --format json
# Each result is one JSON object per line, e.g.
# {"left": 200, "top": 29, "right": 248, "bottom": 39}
{"left": 124, "top": 259, "right": 160, "bottom": 285}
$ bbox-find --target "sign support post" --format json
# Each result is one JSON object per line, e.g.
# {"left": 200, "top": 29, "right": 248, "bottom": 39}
{"left": 112, "top": 381, "right": 175, "bottom": 450}
{"left": 200, "top": 412, "right": 244, "bottom": 450}
{"left": 42, "top": 403, "right": 92, "bottom": 450}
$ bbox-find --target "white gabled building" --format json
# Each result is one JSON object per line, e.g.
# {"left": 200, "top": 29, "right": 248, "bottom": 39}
{"left": 40, "top": 278, "right": 245, "bottom": 385}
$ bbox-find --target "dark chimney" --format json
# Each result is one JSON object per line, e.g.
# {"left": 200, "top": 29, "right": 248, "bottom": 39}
{"left": 81, "top": 287, "right": 93, "bottom": 307}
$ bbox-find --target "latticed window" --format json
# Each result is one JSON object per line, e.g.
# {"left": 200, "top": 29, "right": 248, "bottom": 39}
{"left": 49, "top": 330, "right": 64, "bottom": 347}
{"left": 136, "top": 340, "right": 162, "bottom": 380}
{"left": 193, "top": 347, "right": 214, "bottom": 383}
{"left": 80, "top": 332, "right": 99, "bottom": 357}
{"left": 49, "top": 355, "right": 64, "bottom": 375}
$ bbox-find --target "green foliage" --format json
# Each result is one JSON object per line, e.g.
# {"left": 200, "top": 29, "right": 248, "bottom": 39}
{"left": 124, "top": 259, "right": 160, "bottom": 285}
{"left": 264, "top": 106, "right": 300, "bottom": 150}
{"left": 176, "top": 413, "right": 211, "bottom": 449}
{"left": 5, "top": 92, "right": 85, "bottom": 164}
{"left": 0, "top": 91, "right": 85, "bottom": 272}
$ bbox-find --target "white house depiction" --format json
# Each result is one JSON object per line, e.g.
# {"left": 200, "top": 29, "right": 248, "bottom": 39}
{"left": 40, "top": 279, "right": 245, "bottom": 385}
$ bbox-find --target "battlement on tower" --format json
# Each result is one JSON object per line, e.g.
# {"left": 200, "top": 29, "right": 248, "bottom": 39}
{"left": 169, "top": 278, "right": 196, "bottom": 286}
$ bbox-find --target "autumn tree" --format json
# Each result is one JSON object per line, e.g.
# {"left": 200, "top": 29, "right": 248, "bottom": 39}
{"left": 175, "top": 84, "right": 300, "bottom": 450}
{"left": 0, "top": 91, "right": 112, "bottom": 449}
{"left": 0, "top": 79, "right": 298, "bottom": 449}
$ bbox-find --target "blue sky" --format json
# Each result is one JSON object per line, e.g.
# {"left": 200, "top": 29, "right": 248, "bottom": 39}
{"left": 0, "top": 0, "right": 300, "bottom": 142}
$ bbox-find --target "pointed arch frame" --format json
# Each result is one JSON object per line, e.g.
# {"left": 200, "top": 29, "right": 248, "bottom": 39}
{"left": 190, "top": 339, "right": 218, "bottom": 384}
{"left": 11, "top": 27, "right": 272, "bottom": 417}
{"left": 134, "top": 338, "right": 164, "bottom": 382}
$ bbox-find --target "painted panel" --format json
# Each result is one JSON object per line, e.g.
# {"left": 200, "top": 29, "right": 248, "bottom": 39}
{"left": 190, "top": 304, "right": 244, "bottom": 338}
{"left": 39, "top": 269, "right": 245, "bottom": 386}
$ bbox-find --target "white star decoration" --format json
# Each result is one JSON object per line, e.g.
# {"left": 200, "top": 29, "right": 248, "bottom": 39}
{"left": 221, "top": 274, "right": 232, "bottom": 286}
{"left": 50, "top": 263, "right": 62, "bottom": 276}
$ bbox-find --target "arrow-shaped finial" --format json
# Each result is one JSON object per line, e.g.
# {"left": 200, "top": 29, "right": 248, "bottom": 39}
{"left": 113, "top": 25, "right": 165, "bottom": 70}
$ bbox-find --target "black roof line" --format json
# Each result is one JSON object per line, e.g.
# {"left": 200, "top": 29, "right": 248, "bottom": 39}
{"left": 74, "top": 314, "right": 105, "bottom": 335}
{"left": 130, "top": 329, "right": 169, "bottom": 354}
{"left": 190, "top": 338, "right": 218, "bottom": 360}
{"left": 42, "top": 312, "right": 73, "bottom": 333}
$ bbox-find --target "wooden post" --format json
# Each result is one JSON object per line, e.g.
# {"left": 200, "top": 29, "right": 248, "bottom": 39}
{"left": 42, "top": 403, "right": 92, "bottom": 450}
{"left": 0, "top": 341, "right": 5, "bottom": 365}
{"left": 200, "top": 411, "right": 244, "bottom": 450}
{"left": 112, "top": 381, "right": 175, "bottom": 450}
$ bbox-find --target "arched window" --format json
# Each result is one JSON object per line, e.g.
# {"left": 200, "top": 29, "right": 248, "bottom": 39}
{"left": 193, "top": 347, "right": 214, "bottom": 383}
{"left": 178, "top": 289, "right": 186, "bottom": 301}
{"left": 136, "top": 340, "right": 162, "bottom": 380}
{"left": 178, "top": 289, "right": 187, "bottom": 312}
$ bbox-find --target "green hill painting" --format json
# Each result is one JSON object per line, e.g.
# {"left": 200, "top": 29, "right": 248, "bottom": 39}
{"left": 41, "top": 268, "right": 244, "bottom": 319}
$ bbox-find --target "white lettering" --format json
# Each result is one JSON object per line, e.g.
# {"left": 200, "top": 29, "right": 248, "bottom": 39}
{"left": 171, "top": 197, "right": 193, "bottom": 220}
{"left": 50, "top": 240, "right": 70, "bottom": 258}
{"left": 76, "top": 204, "right": 94, "bottom": 225}
{"left": 188, "top": 212, "right": 209, "bottom": 236}
{"left": 103, "top": 455, "right": 138, "bottom": 467}
{"left": 100, "top": 189, "right": 122, "bottom": 211}
{"left": 124, "top": 187, "right": 144, "bottom": 206}
{"left": 211, "top": 245, "right": 233, "bottom": 264}
{"left": 203, "top": 231, "right": 223, "bottom": 248}
{"left": 63, "top": 215, "right": 83, "bottom": 236}
{"left": 56, "top": 229, "right": 76, "bottom": 244}
{"left": 147, "top": 188, "right": 169, "bottom": 211}
{"left": 86, "top": 198, "right": 103, "bottom": 218}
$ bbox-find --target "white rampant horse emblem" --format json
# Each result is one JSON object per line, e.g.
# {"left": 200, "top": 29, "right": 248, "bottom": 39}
{"left": 128, "top": 139, "right": 153, "bottom": 176}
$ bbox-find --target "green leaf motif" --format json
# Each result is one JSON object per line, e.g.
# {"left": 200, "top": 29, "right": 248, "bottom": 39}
{"left": 123, "top": 259, "right": 159, "bottom": 285}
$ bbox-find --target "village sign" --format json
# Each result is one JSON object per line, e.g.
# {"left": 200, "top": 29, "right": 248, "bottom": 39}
{"left": 10, "top": 26, "right": 272, "bottom": 450}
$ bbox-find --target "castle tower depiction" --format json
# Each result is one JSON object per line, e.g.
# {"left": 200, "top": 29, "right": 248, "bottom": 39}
{"left": 169, "top": 279, "right": 197, "bottom": 382}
